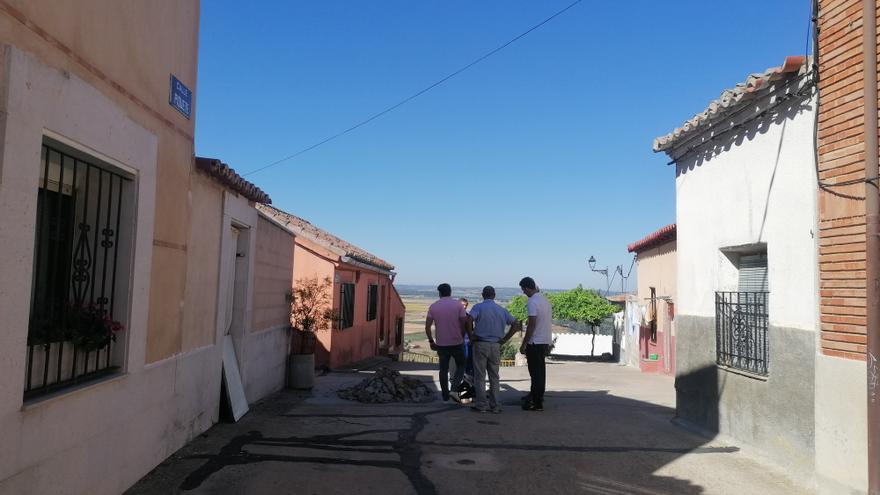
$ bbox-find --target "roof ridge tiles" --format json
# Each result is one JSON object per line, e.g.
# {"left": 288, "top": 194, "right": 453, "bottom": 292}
{"left": 256, "top": 203, "right": 395, "bottom": 272}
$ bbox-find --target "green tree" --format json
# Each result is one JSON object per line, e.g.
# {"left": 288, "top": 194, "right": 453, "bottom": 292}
{"left": 545, "top": 285, "right": 617, "bottom": 328}
{"left": 507, "top": 286, "right": 616, "bottom": 329}
{"left": 546, "top": 285, "right": 618, "bottom": 357}
{"left": 506, "top": 295, "right": 529, "bottom": 322}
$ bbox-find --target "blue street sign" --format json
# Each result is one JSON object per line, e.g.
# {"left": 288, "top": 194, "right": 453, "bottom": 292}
{"left": 169, "top": 74, "right": 192, "bottom": 119}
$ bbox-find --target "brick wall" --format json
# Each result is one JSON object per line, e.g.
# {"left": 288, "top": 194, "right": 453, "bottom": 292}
{"left": 817, "top": 0, "right": 879, "bottom": 360}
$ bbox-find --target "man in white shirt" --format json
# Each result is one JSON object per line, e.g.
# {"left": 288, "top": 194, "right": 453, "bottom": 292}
{"left": 519, "top": 276, "right": 551, "bottom": 411}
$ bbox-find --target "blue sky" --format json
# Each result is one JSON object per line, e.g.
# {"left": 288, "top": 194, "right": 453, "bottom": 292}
{"left": 196, "top": 0, "right": 812, "bottom": 290}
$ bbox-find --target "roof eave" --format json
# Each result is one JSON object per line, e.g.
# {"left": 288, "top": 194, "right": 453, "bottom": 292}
{"left": 652, "top": 56, "right": 808, "bottom": 155}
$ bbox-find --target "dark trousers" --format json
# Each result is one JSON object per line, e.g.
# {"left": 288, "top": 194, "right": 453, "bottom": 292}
{"left": 436, "top": 344, "right": 465, "bottom": 398}
{"left": 526, "top": 344, "right": 549, "bottom": 405}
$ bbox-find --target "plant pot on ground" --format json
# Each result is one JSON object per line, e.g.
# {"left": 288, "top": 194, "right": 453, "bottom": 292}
{"left": 288, "top": 329, "right": 317, "bottom": 389}
{"left": 286, "top": 276, "right": 336, "bottom": 390}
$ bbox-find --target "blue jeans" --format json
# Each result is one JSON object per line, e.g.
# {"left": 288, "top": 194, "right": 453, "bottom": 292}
{"left": 436, "top": 344, "right": 465, "bottom": 398}
{"left": 463, "top": 341, "right": 475, "bottom": 376}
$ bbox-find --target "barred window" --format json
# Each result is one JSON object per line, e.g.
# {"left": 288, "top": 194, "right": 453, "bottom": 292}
{"left": 339, "top": 283, "right": 355, "bottom": 329}
{"left": 366, "top": 284, "right": 378, "bottom": 321}
{"left": 26, "top": 142, "right": 133, "bottom": 399}
{"left": 715, "top": 252, "right": 769, "bottom": 376}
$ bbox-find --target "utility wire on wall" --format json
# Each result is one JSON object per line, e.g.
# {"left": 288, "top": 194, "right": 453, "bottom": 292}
{"left": 242, "top": 0, "right": 583, "bottom": 177}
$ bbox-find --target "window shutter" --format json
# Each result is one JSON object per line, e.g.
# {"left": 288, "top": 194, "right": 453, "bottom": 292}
{"left": 738, "top": 254, "right": 768, "bottom": 292}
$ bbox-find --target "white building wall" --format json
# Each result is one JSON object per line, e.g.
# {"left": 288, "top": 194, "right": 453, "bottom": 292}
{"left": 670, "top": 79, "right": 820, "bottom": 481}
{"left": 675, "top": 93, "right": 818, "bottom": 330}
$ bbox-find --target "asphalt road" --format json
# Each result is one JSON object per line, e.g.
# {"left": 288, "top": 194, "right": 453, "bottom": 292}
{"left": 127, "top": 360, "right": 812, "bottom": 495}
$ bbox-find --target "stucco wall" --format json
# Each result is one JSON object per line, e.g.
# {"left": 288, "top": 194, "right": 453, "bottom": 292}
{"left": 289, "top": 235, "right": 400, "bottom": 368}
{"left": 635, "top": 240, "right": 677, "bottom": 375}
{"left": 252, "top": 215, "right": 294, "bottom": 334}
{"left": 389, "top": 285, "right": 406, "bottom": 353}
{"left": 0, "top": 1, "right": 202, "bottom": 365}
{"left": 675, "top": 316, "right": 816, "bottom": 478}
{"left": 0, "top": 45, "right": 222, "bottom": 495}
{"left": 674, "top": 92, "right": 818, "bottom": 330}
{"left": 671, "top": 79, "right": 819, "bottom": 478}
{"left": 0, "top": 4, "right": 217, "bottom": 490}
{"left": 181, "top": 171, "right": 223, "bottom": 352}
{"left": 815, "top": 354, "right": 867, "bottom": 494}
{"left": 292, "top": 237, "right": 337, "bottom": 367}
{"left": 241, "top": 215, "right": 295, "bottom": 402}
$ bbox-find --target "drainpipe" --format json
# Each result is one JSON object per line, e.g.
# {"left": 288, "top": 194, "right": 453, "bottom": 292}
{"left": 863, "top": 0, "right": 880, "bottom": 493}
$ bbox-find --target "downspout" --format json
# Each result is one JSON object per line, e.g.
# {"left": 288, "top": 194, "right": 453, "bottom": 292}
{"left": 863, "top": 0, "right": 880, "bottom": 493}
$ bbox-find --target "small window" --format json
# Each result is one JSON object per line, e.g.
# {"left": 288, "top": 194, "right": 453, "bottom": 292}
{"left": 716, "top": 250, "right": 769, "bottom": 376}
{"left": 339, "top": 283, "right": 355, "bottom": 329}
{"left": 366, "top": 284, "right": 378, "bottom": 321}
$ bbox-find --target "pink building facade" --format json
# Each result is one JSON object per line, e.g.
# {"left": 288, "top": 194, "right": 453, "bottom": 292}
{"left": 257, "top": 204, "right": 405, "bottom": 369}
{"left": 628, "top": 224, "right": 677, "bottom": 376}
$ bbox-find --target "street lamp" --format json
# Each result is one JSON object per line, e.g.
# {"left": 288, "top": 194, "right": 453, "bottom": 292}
{"left": 588, "top": 255, "right": 634, "bottom": 295}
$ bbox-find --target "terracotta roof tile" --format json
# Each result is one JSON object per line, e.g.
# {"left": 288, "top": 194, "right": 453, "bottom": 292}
{"left": 653, "top": 56, "right": 808, "bottom": 153}
{"left": 628, "top": 224, "right": 676, "bottom": 253}
{"left": 257, "top": 203, "right": 395, "bottom": 272}
{"left": 195, "top": 157, "right": 271, "bottom": 204}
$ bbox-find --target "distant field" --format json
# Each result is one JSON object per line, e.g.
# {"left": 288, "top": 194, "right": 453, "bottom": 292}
{"left": 402, "top": 297, "right": 430, "bottom": 335}
{"left": 401, "top": 295, "right": 527, "bottom": 353}
{"left": 401, "top": 296, "right": 431, "bottom": 351}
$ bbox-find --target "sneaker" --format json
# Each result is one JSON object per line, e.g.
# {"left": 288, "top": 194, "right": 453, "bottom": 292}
{"left": 490, "top": 407, "right": 502, "bottom": 414}
{"left": 450, "top": 392, "right": 463, "bottom": 404}
{"left": 470, "top": 406, "right": 489, "bottom": 413}
{"left": 522, "top": 402, "right": 543, "bottom": 412}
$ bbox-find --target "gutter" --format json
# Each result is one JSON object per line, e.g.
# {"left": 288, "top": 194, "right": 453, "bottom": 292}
{"left": 340, "top": 256, "right": 396, "bottom": 277}
{"left": 863, "top": 0, "right": 880, "bottom": 492}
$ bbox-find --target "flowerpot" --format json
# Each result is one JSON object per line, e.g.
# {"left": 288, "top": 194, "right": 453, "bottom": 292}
{"left": 288, "top": 353, "right": 315, "bottom": 390}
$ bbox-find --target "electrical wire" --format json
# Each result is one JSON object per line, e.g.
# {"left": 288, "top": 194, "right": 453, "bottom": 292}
{"left": 807, "top": 0, "right": 874, "bottom": 201}
{"left": 624, "top": 255, "right": 635, "bottom": 279}
{"left": 604, "top": 269, "right": 618, "bottom": 297}
{"left": 242, "top": 0, "right": 583, "bottom": 177}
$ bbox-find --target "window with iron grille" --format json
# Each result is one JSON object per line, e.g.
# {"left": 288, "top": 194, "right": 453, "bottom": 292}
{"left": 715, "top": 253, "right": 769, "bottom": 376}
{"left": 339, "top": 283, "right": 355, "bottom": 329}
{"left": 26, "top": 143, "right": 133, "bottom": 399}
{"left": 366, "top": 284, "right": 378, "bottom": 321}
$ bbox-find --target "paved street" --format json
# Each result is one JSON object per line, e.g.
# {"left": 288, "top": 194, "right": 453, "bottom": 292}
{"left": 128, "top": 361, "right": 812, "bottom": 495}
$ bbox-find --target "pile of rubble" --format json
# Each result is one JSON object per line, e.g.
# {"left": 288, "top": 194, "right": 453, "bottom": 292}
{"left": 337, "top": 367, "right": 435, "bottom": 403}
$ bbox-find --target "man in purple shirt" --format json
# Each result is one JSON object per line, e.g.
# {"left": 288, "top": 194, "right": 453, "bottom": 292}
{"left": 425, "top": 283, "right": 467, "bottom": 402}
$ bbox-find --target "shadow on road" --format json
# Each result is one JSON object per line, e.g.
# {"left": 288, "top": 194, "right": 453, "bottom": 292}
{"left": 127, "top": 365, "right": 733, "bottom": 495}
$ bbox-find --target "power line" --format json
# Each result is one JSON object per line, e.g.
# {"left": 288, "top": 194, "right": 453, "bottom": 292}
{"left": 242, "top": 0, "right": 583, "bottom": 177}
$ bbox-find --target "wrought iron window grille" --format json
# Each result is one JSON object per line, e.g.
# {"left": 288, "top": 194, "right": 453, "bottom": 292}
{"left": 715, "top": 291, "right": 769, "bottom": 376}
{"left": 25, "top": 144, "right": 132, "bottom": 400}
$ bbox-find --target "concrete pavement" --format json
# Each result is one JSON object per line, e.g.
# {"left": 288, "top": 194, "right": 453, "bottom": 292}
{"left": 127, "top": 360, "right": 813, "bottom": 494}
